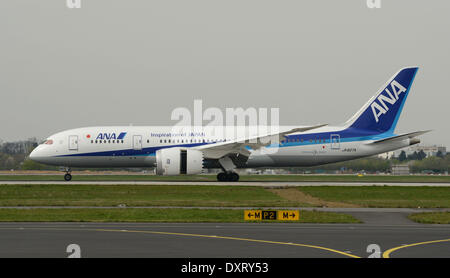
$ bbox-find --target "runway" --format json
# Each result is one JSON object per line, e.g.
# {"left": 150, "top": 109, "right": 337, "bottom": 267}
{"left": 1, "top": 181, "right": 450, "bottom": 186}
{"left": 0, "top": 215, "right": 448, "bottom": 258}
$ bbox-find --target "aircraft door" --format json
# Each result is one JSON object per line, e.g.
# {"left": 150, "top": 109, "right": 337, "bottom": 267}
{"left": 133, "top": 135, "right": 143, "bottom": 150}
{"left": 330, "top": 134, "right": 340, "bottom": 150}
{"left": 68, "top": 135, "right": 78, "bottom": 151}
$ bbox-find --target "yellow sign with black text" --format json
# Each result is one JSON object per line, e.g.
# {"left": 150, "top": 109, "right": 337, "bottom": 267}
{"left": 244, "top": 210, "right": 299, "bottom": 221}
{"left": 244, "top": 210, "right": 262, "bottom": 220}
{"left": 277, "top": 210, "right": 300, "bottom": 221}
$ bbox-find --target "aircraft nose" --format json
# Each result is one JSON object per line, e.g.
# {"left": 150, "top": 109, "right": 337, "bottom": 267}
{"left": 29, "top": 148, "right": 42, "bottom": 162}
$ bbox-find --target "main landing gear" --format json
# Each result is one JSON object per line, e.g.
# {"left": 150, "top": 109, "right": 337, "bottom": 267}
{"left": 217, "top": 156, "right": 239, "bottom": 182}
{"left": 217, "top": 172, "right": 239, "bottom": 182}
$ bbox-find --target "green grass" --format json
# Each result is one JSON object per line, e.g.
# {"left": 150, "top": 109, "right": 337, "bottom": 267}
{"left": 1, "top": 174, "right": 449, "bottom": 183}
{"left": 298, "top": 186, "right": 450, "bottom": 208}
{"left": 1, "top": 184, "right": 449, "bottom": 208}
{"left": 240, "top": 175, "right": 450, "bottom": 183}
{"left": 0, "top": 208, "right": 360, "bottom": 223}
{"left": 408, "top": 212, "right": 450, "bottom": 224}
{"left": 0, "top": 184, "right": 311, "bottom": 207}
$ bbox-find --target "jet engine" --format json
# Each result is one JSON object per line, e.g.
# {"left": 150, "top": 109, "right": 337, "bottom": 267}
{"left": 156, "top": 148, "right": 204, "bottom": 175}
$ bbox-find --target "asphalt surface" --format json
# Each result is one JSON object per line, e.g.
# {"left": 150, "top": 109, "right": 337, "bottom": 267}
{"left": 1, "top": 181, "right": 450, "bottom": 186}
{"left": 0, "top": 213, "right": 448, "bottom": 258}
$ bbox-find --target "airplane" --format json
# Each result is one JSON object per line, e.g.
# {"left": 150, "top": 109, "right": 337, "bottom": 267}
{"left": 29, "top": 67, "right": 429, "bottom": 181}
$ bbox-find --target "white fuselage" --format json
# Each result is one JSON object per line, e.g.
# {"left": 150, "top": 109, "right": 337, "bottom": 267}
{"left": 29, "top": 125, "right": 412, "bottom": 169}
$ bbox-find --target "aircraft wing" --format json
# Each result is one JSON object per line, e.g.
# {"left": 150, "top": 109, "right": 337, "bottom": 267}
{"left": 194, "top": 124, "right": 328, "bottom": 159}
{"left": 368, "top": 130, "right": 431, "bottom": 144}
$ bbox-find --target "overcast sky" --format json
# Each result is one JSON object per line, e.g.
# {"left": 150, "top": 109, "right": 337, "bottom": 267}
{"left": 0, "top": 0, "right": 449, "bottom": 146}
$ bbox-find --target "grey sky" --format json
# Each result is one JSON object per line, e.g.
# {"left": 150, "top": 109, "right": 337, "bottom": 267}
{"left": 0, "top": 0, "right": 449, "bottom": 147}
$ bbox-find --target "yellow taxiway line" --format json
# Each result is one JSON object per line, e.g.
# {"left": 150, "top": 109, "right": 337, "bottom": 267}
{"left": 383, "top": 238, "right": 450, "bottom": 258}
{"left": 96, "top": 228, "right": 361, "bottom": 258}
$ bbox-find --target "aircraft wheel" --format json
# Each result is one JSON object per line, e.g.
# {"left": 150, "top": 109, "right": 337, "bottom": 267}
{"left": 217, "top": 172, "right": 227, "bottom": 182}
{"left": 217, "top": 172, "right": 239, "bottom": 182}
{"left": 64, "top": 173, "right": 72, "bottom": 181}
{"left": 230, "top": 172, "right": 239, "bottom": 182}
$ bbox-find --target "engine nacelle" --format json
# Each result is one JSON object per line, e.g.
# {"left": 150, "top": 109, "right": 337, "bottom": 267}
{"left": 156, "top": 148, "right": 204, "bottom": 175}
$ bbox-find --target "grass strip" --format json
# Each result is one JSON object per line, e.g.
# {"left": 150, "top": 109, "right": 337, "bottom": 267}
{"left": 0, "top": 208, "right": 360, "bottom": 223}
{"left": 297, "top": 186, "right": 450, "bottom": 208}
{"left": 0, "top": 184, "right": 311, "bottom": 207}
{"left": 408, "top": 212, "right": 450, "bottom": 224}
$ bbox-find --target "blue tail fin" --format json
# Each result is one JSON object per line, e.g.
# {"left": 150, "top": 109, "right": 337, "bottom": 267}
{"left": 344, "top": 67, "right": 418, "bottom": 134}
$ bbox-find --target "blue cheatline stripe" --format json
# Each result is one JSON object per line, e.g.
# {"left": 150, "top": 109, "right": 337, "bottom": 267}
{"left": 55, "top": 131, "right": 394, "bottom": 158}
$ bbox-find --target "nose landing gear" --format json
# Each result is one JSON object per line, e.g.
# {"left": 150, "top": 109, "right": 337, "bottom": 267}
{"left": 61, "top": 167, "right": 72, "bottom": 181}
{"left": 64, "top": 173, "right": 72, "bottom": 181}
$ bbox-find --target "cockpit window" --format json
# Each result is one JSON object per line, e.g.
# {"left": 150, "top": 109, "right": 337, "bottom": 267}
{"left": 43, "top": 139, "right": 53, "bottom": 145}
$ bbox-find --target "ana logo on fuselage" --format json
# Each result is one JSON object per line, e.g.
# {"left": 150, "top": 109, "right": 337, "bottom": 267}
{"left": 96, "top": 132, "right": 127, "bottom": 140}
{"left": 370, "top": 80, "right": 406, "bottom": 123}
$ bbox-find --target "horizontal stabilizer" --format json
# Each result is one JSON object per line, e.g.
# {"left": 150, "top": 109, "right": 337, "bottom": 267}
{"left": 368, "top": 130, "right": 431, "bottom": 144}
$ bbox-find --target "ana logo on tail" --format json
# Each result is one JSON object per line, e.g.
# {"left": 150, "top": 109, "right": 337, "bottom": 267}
{"left": 370, "top": 80, "right": 407, "bottom": 123}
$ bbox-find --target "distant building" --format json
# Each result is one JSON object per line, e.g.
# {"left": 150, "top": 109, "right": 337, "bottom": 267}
{"left": 393, "top": 145, "right": 447, "bottom": 158}
{"left": 378, "top": 151, "right": 395, "bottom": 159}
{"left": 392, "top": 164, "right": 410, "bottom": 175}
